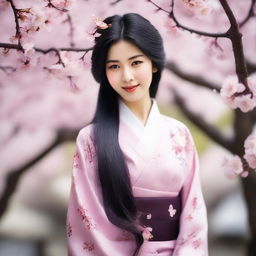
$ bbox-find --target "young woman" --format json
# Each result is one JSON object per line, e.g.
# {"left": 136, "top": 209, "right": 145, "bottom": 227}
{"left": 67, "top": 13, "right": 208, "bottom": 256}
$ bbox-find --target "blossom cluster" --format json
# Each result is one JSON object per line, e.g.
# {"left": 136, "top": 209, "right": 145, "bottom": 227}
{"left": 180, "top": 0, "right": 217, "bottom": 16}
{"left": 86, "top": 15, "right": 110, "bottom": 42}
{"left": 222, "top": 132, "right": 256, "bottom": 179}
{"left": 220, "top": 76, "right": 256, "bottom": 112}
{"left": 244, "top": 132, "right": 256, "bottom": 169}
{"left": 9, "top": 0, "right": 76, "bottom": 51}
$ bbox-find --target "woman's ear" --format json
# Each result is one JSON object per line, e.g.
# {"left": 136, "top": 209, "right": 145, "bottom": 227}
{"left": 152, "top": 67, "right": 158, "bottom": 73}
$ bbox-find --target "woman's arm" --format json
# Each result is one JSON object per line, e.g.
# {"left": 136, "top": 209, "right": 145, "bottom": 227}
{"left": 173, "top": 127, "right": 208, "bottom": 256}
{"left": 66, "top": 127, "right": 136, "bottom": 256}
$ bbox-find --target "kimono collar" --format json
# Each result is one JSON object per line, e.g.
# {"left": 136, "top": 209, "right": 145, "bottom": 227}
{"left": 118, "top": 98, "right": 160, "bottom": 138}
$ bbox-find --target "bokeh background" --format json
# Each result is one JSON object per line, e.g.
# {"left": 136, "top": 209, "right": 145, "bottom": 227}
{"left": 0, "top": 0, "right": 255, "bottom": 255}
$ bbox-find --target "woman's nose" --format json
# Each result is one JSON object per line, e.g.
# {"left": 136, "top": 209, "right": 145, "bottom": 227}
{"left": 122, "top": 67, "right": 134, "bottom": 82}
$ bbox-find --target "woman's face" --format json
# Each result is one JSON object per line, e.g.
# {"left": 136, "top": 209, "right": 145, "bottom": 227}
{"left": 105, "top": 40, "right": 157, "bottom": 105}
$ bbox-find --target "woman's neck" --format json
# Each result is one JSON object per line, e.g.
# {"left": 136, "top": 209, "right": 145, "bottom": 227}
{"left": 122, "top": 95, "right": 153, "bottom": 126}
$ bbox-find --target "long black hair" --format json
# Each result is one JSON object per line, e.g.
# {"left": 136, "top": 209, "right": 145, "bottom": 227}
{"left": 91, "top": 13, "right": 165, "bottom": 255}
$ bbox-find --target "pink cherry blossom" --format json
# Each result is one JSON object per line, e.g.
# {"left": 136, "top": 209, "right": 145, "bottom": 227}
{"left": 48, "top": 0, "right": 76, "bottom": 10}
{"left": 222, "top": 155, "right": 244, "bottom": 179}
{"left": 220, "top": 76, "right": 245, "bottom": 98}
{"left": 180, "top": 0, "right": 214, "bottom": 16}
{"left": 233, "top": 94, "right": 256, "bottom": 112}
{"left": 220, "top": 75, "right": 256, "bottom": 112}
{"left": 244, "top": 132, "right": 256, "bottom": 169}
{"left": 48, "top": 63, "right": 65, "bottom": 78}
{"left": 248, "top": 77, "right": 256, "bottom": 95}
{"left": 165, "top": 18, "right": 182, "bottom": 36}
{"left": 85, "top": 14, "right": 109, "bottom": 42}
{"left": 23, "top": 42, "right": 35, "bottom": 56}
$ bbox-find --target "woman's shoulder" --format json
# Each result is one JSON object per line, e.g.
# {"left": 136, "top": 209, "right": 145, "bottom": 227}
{"left": 76, "top": 123, "right": 95, "bottom": 144}
{"left": 160, "top": 114, "right": 189, "bottom": 132}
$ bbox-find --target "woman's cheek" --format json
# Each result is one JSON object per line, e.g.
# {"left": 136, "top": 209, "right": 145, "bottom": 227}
{"left": 106, "top": 71, "right": 120, "bottom": 88}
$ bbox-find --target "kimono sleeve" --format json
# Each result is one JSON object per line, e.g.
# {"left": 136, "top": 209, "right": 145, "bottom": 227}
{"left": 173, "top": 127, "right": 208, "bottom": 256}
{"left": 66, "top": 127, "right": 136, "bottom": 256}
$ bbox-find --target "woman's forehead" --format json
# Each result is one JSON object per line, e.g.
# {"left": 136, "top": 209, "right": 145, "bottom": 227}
{"left": 106, "top": 40, "right": 145, "bottom": 62}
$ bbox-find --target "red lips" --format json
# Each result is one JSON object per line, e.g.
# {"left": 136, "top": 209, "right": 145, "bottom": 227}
{"left": 122, "top": 84, "right": 139, "bottom": 89}
{"left": 122, "top": 84, "right": 139, "bottom": 92}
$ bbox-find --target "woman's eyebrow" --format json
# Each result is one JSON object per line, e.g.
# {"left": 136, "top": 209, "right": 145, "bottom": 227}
{"left": 106, "top": 54, "right": 144, "bottom": 63}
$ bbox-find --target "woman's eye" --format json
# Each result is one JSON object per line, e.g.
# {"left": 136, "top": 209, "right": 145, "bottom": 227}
{"left": 132, "top": 60, "right": 143, "bottom": 66}
{"left": 108, "top": 64, "right": 119, "bottom": 69}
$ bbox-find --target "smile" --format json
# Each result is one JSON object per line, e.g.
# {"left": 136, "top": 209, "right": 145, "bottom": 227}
{"left": 122, "top": 84, "right": 139, "bottom": 93}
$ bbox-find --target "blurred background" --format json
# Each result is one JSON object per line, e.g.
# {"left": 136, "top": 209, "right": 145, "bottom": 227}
{"left": 0, "top": 0, "right": 255, "bottom": 255}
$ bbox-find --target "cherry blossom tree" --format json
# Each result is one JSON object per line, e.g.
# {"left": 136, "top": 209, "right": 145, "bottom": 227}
{"left": 0, "top": 0, "right": 255, "bottom": 255}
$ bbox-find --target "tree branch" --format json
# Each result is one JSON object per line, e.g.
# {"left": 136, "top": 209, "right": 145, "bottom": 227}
{"left": 0, "top": 66, "right": 16, "bottom": 74}
{"left": 239, "top": 0, "right": 256, "bottom": 28}
{"left": 146, "top": 0, "right": 228, "bottom": 38}
{"left": 63, "top": 13, "right": 75, "bottom": 47}
{"left": 0, "top": 127, "right": 80, "bottom": 220}
{"left": 172, "top": 89, "right": 234, "bottom": 152}
{"left": 233, "top": 110, "right": 254, "bottom": 155}
{"left": 6, "top": 0, "right": 23, "bottom": 50}
{"left": 219, "top": 0, "right": 249, "bottom": 89}
{"left": 0, "top": 43, "right": 93, "bottom": 67}
{"left": 110, "top": 0, "right": 123, "bottom": 5}
{"left": 165, "top": 61, "right": 220, "bottom": 92}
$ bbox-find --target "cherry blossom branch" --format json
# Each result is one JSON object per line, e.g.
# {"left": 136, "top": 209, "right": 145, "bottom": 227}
{"left": 146, "top": 0, "right": 228, "bottom": 38}
{"left": 6, "top": 0, "right": 23, "bottom": 51}
{"left": 110, "top": 0, "right": 123, "bottom": 5}
{"left": 219, "top": 0, "right": 249, "bottom": 88}
{"left": 148, "top": 0, "right": 253, "bottom": 94}
{"left": 172, "top": 89, "right": 234, "bottom": 152}
{"left": 240, "top": 171, "right": 256, "bottom": 250}
{"left": 64, "top": 14, "right": 75, "bottom": 47}
{"left": 0, "top": 66, "right": 16, "bottom": 74}
{"left": 239, "top": 0, "right": 256, "bottom": 28}
{"left": 165, "top": 61, "right": 220, "bottom": 92}
{"left": 0, "top": 43, "right": 92, "bottom": 53}
{"left": 0, "top": 127, "right": 80, "bottom": 219}
{"left": 0, "top": 42, "right": 93, "bottom": 66}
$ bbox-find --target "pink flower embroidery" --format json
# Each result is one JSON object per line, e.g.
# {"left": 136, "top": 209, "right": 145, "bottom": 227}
{"left": 77, "top": 206, "right": 96, "bottom": 230}
{"left": 185, "top": 214, "right": 193, "bottom": 221}
{"left": 169, "top": 127, "right": 192, "bottom": 158}
{"left": 192, "top": 238, "right": 202, "bottom": 249}
{"left": 119, "top": 230, "right": 134, "bottom": 241}
{"left": 73, "top": 151, "right": 79, "bottom": 168}
{"left": 67, "top": 222, "right": 72, "bottom": 237}
{"left": 83, "top": 242, "right": 95, "bottom": 251}
{"left": 142, "top": 226, "right": 153, "bottom": 241}
{"left": 168, "top": 204, "right": 176, "bottom": 217}
{"left": 84, "top": 140, "right": 96, "bottom": 163}
{"left": 192, "top": 197, "right": 198, "bottom": 210}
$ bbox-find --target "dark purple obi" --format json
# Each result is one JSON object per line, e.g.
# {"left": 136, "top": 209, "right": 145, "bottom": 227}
{"left": 134, "top": 196, "right": 182, "bottom": 241}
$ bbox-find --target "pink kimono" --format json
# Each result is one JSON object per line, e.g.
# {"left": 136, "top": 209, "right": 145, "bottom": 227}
{"left": 66, "top": 99, "right": 208, "bottom": 256}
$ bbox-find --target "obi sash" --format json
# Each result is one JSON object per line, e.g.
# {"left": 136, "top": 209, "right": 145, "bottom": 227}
{"left": 134, "top": 196, "right": 181, "bottom": 241}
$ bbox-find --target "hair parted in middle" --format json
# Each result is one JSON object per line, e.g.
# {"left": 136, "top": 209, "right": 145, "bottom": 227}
{"left": 90, "top": 13, "right": 166, "bottom": 256}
